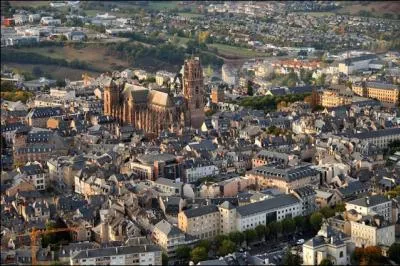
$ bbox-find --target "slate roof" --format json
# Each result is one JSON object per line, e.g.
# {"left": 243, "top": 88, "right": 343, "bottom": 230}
{"left": 347, "top": 194, "right": 390, "bottom": 207}
{"left": 183, "top": 204, "right": 219, "bottom": 218}
{"left": 27, "top": 107, "right": 62, "bottom": 119}
{"left": 344, "top": 128, "right": 400, "bottom": 140}
{"left": 342, "top": 54, "right": 377, "bottom": 66}
{"left": 154, "top": 219, "right": 183, "bottom": 237}
{"left": 137, "top": 153, "right": 176, "bottom": 164}
{"left": 236, "top": 194, "right": 299, "bottom": 217}
{"left": 251, "top": 163, "right": 319, "bottom": 182}
{"left": 365, "top": 82, "right": 399, "bottom": 91}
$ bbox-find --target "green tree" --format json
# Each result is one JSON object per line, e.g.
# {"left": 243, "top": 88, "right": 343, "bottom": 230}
{"left": 264, "top": 224, "right": 271, "bottom": 240}
{"left": 197, "top": 239, "right": 211, "bottom": 252}
{"left": 215, "top": 234, "right": 229, "bottom": 246}
{"left": 244, "top": 229, "right": 257, "bottom": 244}
{"left": 56, "top": 79, "right": 66, "bottom": 87}
{"left": 247, "top": 80, "right": 254, "bottom": 96}
{"left": 282, "top": 249, "right": 301, "bottom": 266}
{"left": 310, "top": 212, "right": 324, "bottom": 231}
{"left": 190, "top": 246, "right": 208, "bottom": 264}
{"left": 255, "top": 224, "right": 266, "bottom": 241}
{"left": 176, "top": 245, "right": 191, "bottom": 261}
{"left": 228, "top": 231, "right": 244, "bottom": 246}
{"left": 218, "top": 239, "right": 236, "bottom": 256}
{"left": 269, "top": 221, "right": 283, "bottom": 239}
{"left": 320, "top": 207, "right": 335, "bottom": 219}
{"left": 319, "top": 258, "right": 333, "bottom": 266}
{"left": 162, "top": 252, "right": 169, "bottom": 266}
{"left": 388, "top": 243, "right": 400, "bottom": 264}
{"left": 32, "top": 66, "right": 43, "bottom": 77}
{"left": 282, "top": 218, "right": 296, "bottom": 235}
{"left": 294, "top": 216, "right": 306, "bottom": 231}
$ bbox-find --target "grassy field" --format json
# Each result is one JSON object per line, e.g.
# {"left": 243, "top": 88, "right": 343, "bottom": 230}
{"left": 335, "top": 1, "right": 400, "bottom": 16}
{"left": 5, "top": 63, "right": 101, "bottom": 81}
{"left": 208, "top": 43, "right": 267, "bottom": 59}
{"left": 9, "top": 1, "right": 49, "bottom": 8}
{"left": 8, "top": 45, "right": 130, "bottom": 72}
{"left": 177, "top": 12, "right": 204, "bottom": 19}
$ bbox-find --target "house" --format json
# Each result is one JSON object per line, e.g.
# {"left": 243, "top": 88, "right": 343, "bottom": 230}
{"left": 65, "top": 31, "right": 86, "bottom": 41}
{"left": 345, "top": 195, "right": 392, "bottom": 222}
{"left": 17, "top": 162, "right": 47, "bottom": 191}
{"left": 303, "top": 222, "right": 353, "bottom": 265}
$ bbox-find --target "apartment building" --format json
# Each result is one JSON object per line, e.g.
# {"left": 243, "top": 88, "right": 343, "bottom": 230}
{"left": 17, "top": 162, "right": 47, "bottom": 190}
{"left": 130, "top": 153, "right": 183, "bottom": 181}
{"left": 352, "top": 82, "right": 399, "bottom": 105}
{"left": 345, "top": 195, "right": 392, "bottom": 222}
{"left": 218, "top": 201, "right": 237, "bottom": 235}
{"left": 252, "top": 150, "right": 299, "bottom": 168}
{"left": 320, "top": 86, "right": 353, "bottom": 108}
{"left": 178, "top": 205, "right": 220, "bottom": 240}
{"left": 341, "top": 128, "right": 400, "bottom": 149}
{"left": 246, "top": 163, "right": 320, "bottom": 193}
{"left": 152, "top": 220, "right": 196, "bottom": 258}
{"left": 182, "top": 159, "right": 219, "bottom": 183}
{"left": 70, "top": 244, "right": 162, "bottom": 265}
{"left": 338, "top": 54, "right": 377, "bottom": 75}
{"left": 350, "top": 215, "right": 395, "bottom": 248}
{"left": 235, "top": 194, "right": 302, "bottom": 231}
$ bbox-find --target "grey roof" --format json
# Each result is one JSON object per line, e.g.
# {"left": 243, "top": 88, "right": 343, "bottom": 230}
{"left": 137, "top": 153, "right": 176, "bottom": 164}
{"left": 342, "top": 54, "right": 377, "bottom": 66}
{"left": 337, "top": 181, "right": 370, "bottom": 198}
{"left": 72, "top": 245, "right": 161, "bottom": 260}
{"left": 365, "top": 82, "right": 399, "bottom": 91}
{"left": 183, "top": 204, "right": 219, "bottom": 218}
{"left": 154, "top": 219, "right": 183, "bottom": 237}
{"left": 343, "top": 128, "right": 400, "bottom": 140}
{"left": 250, "top": 163, "right": 319, "bottom": 182}
{"left": 293, "top": 186, "right": 316, "bottom": 197}
{"left": 236, "top": 194, "right": 299, "bottom": 217}
{"left": 347, "top": 195, "right": 390, "bottom": 207}
{"left": 198, "top": 259, "right": 228, "bottom": 265}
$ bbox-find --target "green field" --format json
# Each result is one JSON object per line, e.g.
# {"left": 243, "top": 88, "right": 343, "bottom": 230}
{"left": 208, "top": 43, "right": 267, "bottom": 59}
{"left": 9, "top": 1, "right": 49, "bottom": 8}
{"left": 177, "top": 12, "right": 204, "bottom": 19}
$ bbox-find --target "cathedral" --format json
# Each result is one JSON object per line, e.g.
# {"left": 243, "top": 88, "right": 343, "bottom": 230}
{"left": 103, "top": 57, "right": 205, "bottom": 135}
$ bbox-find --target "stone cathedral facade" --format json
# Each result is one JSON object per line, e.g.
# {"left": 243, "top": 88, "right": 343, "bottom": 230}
{"left": 103, "top": 57, "right": 205, "bottom": 135}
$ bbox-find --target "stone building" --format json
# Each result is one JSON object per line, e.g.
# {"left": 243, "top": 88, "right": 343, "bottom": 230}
{"left": 103, "top": 58, "right": 205, "bottom": 135}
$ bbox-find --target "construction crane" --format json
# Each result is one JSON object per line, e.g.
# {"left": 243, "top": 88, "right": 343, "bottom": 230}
{"left": 13, "top": 227, "right": 80, "bottom": 265}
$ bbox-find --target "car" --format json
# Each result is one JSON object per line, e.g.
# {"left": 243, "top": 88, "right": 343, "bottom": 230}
{"left": 296, "top": 239, "right": 305, "bottom": 245}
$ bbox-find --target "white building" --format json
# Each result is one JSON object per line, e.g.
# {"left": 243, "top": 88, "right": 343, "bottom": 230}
{"left": 350, "top": 215, "right": 395, "bottom": 248}
{"left": 303, "top": 222, "right": 352, "bottom": 265}
{"left": 338, "top": 54, "right": 377, "bottom": 75}
{"left": 345, "top": 195, "right": 392, "bottom": 222}
{"left": 222, "top": 64, "right": 237, "bottom": 86}
{"left": 50, "top": 88, "right": 76, "bottom": 100}
{"left": 235, "top": 194, "right": 302, "bottom": 231}
{"left": 70, "top": 244, "right": 162, "bottom": 265}
{"left": 183, "top": 160, "right": 219, "bottom": 183}
{"left": 17, "top": 162, "right": 47, "bottom": 190}
{"left": 40, "top": 17, "right": 61, "bottom": 26}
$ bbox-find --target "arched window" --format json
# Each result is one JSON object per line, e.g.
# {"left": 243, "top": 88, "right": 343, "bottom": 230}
{"left": 195, "top": 86, "right": 199, "bottom": 94}
{"left": 339, "top": 251, "right": 343, "bottom": 258}
{"left": 196, "top": 100, "right": 200, "bottom": 109}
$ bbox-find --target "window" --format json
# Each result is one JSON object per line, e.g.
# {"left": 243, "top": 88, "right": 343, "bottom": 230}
{"left": 340, "top": 251, "right": 343, "bottom": 258}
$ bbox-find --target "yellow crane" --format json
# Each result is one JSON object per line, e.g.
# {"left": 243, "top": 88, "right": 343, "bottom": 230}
{"left": 14, "top": 227, "right": 80, "bottom": 265}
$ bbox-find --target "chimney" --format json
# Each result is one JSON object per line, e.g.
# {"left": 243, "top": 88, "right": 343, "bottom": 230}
{"left": 330, "top": 237, "right": 334, "bottom": 244}
{"left": 115, "top": 247, "right": 118, "bottom": 254}
{"left": 366, "top": 196, "right": 370, "bottom": 205}
{"left": 144, "top": 245, "right": 147, "bottom": 251}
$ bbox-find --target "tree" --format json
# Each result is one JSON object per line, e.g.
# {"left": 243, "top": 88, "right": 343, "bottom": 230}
{"left": 264, "top": 224, "right": 270, "bottom": 240}
{"left": 247, "top": 80, "right": 254, "bottom": 96}
{"left": 176, "top": 245, "right": 191, "bottom": 261}
{"left": 282, "top": 249, "right": 301, "bottom": 266}
{"left": 162, "top": 253, "right": 169, "bottom": 266}
{"left": 190, "top": 246, "right": 208, "bottom": 264}
{"left": 281, "top": 218, "right": 296, "bottom": 235}
{"left": 269, "top": 221, "right": 283, "bottom": 239}
{"left": 294, "top": 216, "right": 306, "bottom": 231}
{"left": 32, "top": 66, "right": 43, "bottom": 77}
{"left": 388, "top": 243, "right": 400, "bottom": 264}
{"left": 56, "top": 79, "right": 66, "bottom": 87}
{"left": 244, "top": 229, "right": 257, "bottom": 244}
{"left": 310, "top": 212, "right": 324, "bottom": 231}
{"left": 320, "top": 207, "right": 335, "bottom": 219}
{"left": 197, "top": 239, "right": 211, "bottom": 252}
{"left": 218, "top": 239, "right": 236, "bottom": 256}
{"left": 319, "top": 258, "right": 333, "bottom": 266}
{"left": 228, "top": 231, "right": 244, "bottom": 246}
{"left": 255, "top": 224, "right": 266, "bottom": 241}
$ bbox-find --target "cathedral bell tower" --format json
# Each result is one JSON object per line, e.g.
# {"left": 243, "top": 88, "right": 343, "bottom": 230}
{"left": 103, "top": 79, "right": 122, "bottom": 122}
{"left": 183, "top": 57, "right": 205, "bottom": 129}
